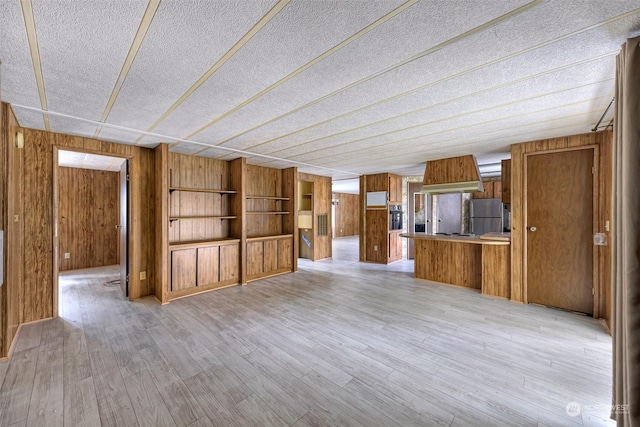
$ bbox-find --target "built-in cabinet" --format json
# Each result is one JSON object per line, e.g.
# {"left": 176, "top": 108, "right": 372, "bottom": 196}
{"left": 359, "top": 172, "right": 403, "bottom": 264}
{"left": 155, "top": 147, "right": 297, "bottom": 303}
{"left": 472, "top": 180, "right": 502, "bottom": 199}
{"left": 297, "top": 172, "right": 332, "bottom": 261}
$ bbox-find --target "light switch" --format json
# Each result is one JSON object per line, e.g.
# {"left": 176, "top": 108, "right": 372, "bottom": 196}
{"left": 140, "top": 271, "right": 146, "bottom": 280}
{"left": 64, "top": 252, "right": 70, "bottom": 259}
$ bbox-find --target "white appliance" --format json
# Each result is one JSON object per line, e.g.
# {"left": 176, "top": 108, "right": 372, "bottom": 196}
{"left": 470, "top": 198, "right": 504, "bottom": 235}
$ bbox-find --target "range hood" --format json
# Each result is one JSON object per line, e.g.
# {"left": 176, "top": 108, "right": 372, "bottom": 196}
{"left": 422, "top": 155, "right": 483, "bottom": 194}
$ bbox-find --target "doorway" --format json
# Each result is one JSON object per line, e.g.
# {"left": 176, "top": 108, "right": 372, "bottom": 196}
{"left": 525, "top": 148, "right": 595, "bottom": 315}
{"left": 53, "top": 149, "right": 130, "bottom": 316}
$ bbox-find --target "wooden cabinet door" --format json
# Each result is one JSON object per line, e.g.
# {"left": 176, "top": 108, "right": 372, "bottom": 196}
{"left": 197, "top": 246, "right": 219, "bottom": 286}
{"left": 171, "top": 249, "right": 197, "bottom": 291}
{"left": 278, "top": 238, "right": 293, "bottom": 270}
{"left": 247, "top": 241, "right": 264, "bottom": 277}
{"left": 264, "top": 240, "right": 278, "bottom": 273}
{"left": 219, "top": 243, "right": 239, "bottom": 282}
{"left": 492, "top": 181, "right": 502, "bottom": 200}
{"left": 526, "top": 149, "right": 593, "bottom": 314}
{"left": 388, "top": 175, "right": 402, "bottom": 203}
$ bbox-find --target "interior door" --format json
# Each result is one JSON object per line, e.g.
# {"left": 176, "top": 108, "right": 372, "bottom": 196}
{"left": 526, "top": 149, "right": 593, "bottom": 314}
{"left": 435, "top": 193, "right": 461, "bottom": 234}
{"left": 119, "top": 161, "right": 129, "bottom": 298}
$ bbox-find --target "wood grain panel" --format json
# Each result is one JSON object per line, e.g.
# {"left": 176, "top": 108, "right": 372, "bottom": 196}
{"left": 501, "top": 159, "right": 511, "bottom": 204}
{"left": 414, "top": 239, "right": 482, "bottom": 289}
{"left": 422, "top": 155, "right": 481, "bottom": 185}
{"left": 263, "top": 239, "right": 278, "bottom": 273}
{"left": 246, "top": 241, "right": 264, "bottom": 278}
{"left": 171, "top": 249, "right": 197, "bottom": 291}
{"left": 277, "top": 237, "right": 293, "bottom": 270}
{"left": 365, "top": 209, "right": 388, "bottom": 264}
{"left": 197, "top": 246, "right": 219, "bottom": 287}
{"left": 526, "top": 149, "right": 594, "bottom": 315}
{"left": 23, "top": 128, "right": 55, "bottom": 322}
{"left": 510, "top": 131, "right": 612, "bottom": 328}
{"left": 1, "top": 103, "right": 23, "bottom": 356}
{"left": 154, "top": 144, "right": 169, "bottom": 303}
{"left": 219, "top": 243, "right": 239, "bottom": 283}
{"left": 58, "top": 167, "right": 119, "bottom": 271}
{"left": 333, "top": 192, "right": 359, "bottom": 238}
{"left": 482, "top": 244, "right": 510, "bottom": 298}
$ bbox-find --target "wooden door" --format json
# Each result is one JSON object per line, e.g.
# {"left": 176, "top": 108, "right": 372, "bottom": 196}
{"left": 526, "top": 149, "right": 593, "bottom": 314}
{"left": 119, "top": 161, "right": 129, "bottom": 297}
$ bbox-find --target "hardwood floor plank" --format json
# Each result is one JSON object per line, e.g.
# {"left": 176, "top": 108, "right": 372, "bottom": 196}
{"left": 26, "top": 320, "right": 64, "bottom": 427}
{"left": 0, "top": 347, "right": 39, "bottom": 426}
{"left": 63, "top": 376, "right": 101, "bottom": 427}
{"left": 0, "top": 238, "right": 613, "bottom": 427}
{"left": 123, "top": 371, "right": 177, "bottom": 427}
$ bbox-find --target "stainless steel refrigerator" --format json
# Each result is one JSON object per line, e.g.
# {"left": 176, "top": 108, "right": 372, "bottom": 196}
{"left": 470, "top": 198, "right": 504, "bottom": 235}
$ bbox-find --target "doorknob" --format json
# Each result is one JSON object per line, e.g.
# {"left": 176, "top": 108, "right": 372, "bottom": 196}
{"left": 528, "top": 226, "right": 537, "bottom": 232}
{"left": 438, "top": 219, "right": 442, "bottom": 222}
{"left": 115, "top": 225, "right": 122, "bottom": 229}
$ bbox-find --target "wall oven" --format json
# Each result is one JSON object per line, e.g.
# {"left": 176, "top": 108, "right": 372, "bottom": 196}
{"left": 389, "top": 205, "right": 403, "bottom": 230}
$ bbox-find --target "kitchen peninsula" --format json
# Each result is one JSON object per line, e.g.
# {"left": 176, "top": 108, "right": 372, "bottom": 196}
{"left": 401, "top": 233, "right": 511, "bottom": 299}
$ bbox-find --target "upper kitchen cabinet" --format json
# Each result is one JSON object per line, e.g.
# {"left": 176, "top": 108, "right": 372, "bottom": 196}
{"left": 389, "top": 174, "right": 403, "bottom": 203}
{"left": 501, "top": 159, "right": 511, "bottom": 204}
{"left": 473, "top": 180, "right": 502, "bottom": 199}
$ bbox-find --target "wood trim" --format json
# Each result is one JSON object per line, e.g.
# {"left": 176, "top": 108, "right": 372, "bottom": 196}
{"left": 154, "top": 143, "right": 168, "bottom": 303}
{"left": 52, "top": 148, "right": 59, "bottom": 318}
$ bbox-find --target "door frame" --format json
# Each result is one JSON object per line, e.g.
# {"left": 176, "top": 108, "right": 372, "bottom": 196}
{"left": 522, "top": 145, "right": 600, "bottom": 317}
{"left": 52, "top": 146, "right": 132, "bottom": 317}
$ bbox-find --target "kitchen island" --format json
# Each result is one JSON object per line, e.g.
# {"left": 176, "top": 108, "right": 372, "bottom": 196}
{"left": 401, "top": 233, "right": 510, "bottom": 299}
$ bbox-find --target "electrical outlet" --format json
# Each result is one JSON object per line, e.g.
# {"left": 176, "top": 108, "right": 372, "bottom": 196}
{"left": 64, "top": 252, "right": 70, "bottom": 259}
{"left": 14, "top": 215, "right": 19, "bottom": 222}
{"left": 374, "top": 245, "right": 378, "bottom": 251}
{"left": 140, "top": 271, "right": 146, "bottom": 280}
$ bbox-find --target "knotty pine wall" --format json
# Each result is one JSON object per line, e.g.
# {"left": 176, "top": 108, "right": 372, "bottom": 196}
{"left": 58, "top": 167, "right": 119, "bottom": 272}
{"left": 333, "top": 192, "right": 360, "bottom": 237}
{"left": 298, "top": 172, "right": 332, "bottom": 261}
{"left": 0, "top": 119, "right": 155, "bottom": 350}
{"left": 510, "top": 130, "right": 613, "bottom": 329}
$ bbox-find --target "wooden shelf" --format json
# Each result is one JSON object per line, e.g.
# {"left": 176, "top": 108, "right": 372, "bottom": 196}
{"left": 246, "top": 211, "right": 289, "bottom": 215}
{"left": 169, "top": 187, "right": 237, "bottom": 194}
{"left": 246, "top": 195, "right": 290, "bottom": 201}
{"left": 169, "top": 238, "right": 240, "bottom": 249}
{"left": 169, "top": 215, "right": 238, "bottom": 222}
{"left": 247, "top": 234, "right": 293, "bottom": 242}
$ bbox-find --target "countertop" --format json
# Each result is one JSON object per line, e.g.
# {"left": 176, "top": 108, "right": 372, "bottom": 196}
{"left": 400, "top": 232, "right": 510, "bottom": 245}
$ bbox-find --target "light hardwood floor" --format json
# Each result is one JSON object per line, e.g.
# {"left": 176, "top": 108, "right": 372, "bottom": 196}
{"left": 0, "top": 236, "right": 613, "bottom": 426}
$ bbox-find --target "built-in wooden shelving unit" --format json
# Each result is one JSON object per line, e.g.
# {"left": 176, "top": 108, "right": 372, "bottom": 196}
{"left": 154, "top": 148, "right": 298, "bottom": 303}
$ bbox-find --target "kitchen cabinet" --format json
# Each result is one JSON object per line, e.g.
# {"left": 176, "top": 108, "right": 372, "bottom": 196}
{"left": 360, "top": 172, "right": 404, "bottom": 264}
{"left": 501, "top": 159, "right": 511, "bottom": 204}
{"left": 473, "top": 181, "right": 501, "bottom": 199}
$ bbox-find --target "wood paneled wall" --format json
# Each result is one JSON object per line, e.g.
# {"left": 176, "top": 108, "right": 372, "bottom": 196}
{"left": 298, "top": 172, "right": 332, "bottom": 260}
{"left": 333, "top": 192, "right": 360, "bottom": 237}
{"left": 1, "top": 103, "right": 23, "bottom": 357}
{"left": 3, "top": 125, "right": 155, "bottom": 335}
{"left": 58, "top": 167, "right": 119, "bottom": 271}
{"left": 510, "top": 130, "right": 613, "bottom": 328}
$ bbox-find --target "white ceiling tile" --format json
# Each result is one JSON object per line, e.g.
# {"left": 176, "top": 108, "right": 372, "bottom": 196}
{"left": 103, "top": 0, "right": 277, "bottom": 133}
{"left": 152, "top": 0, "right": 406, "bottom": 139}
{"left": 31, "top": 0, "right": 148, "bottom": 126}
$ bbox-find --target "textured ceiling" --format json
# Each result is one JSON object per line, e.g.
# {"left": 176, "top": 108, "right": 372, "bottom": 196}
{"left": 58, "top": 150, "right": 125, "bottom": 172}
{"left": 2, "top": 0, "right": 639, "bottom": 188}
